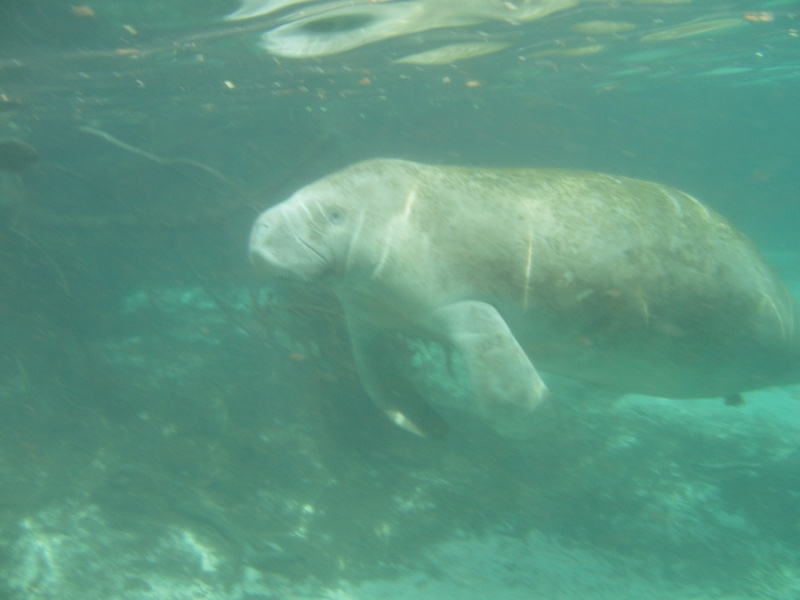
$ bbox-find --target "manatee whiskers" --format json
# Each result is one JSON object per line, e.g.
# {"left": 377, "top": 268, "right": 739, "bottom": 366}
{"left": 344, "top": 209, "right": 365, "bottom": 273}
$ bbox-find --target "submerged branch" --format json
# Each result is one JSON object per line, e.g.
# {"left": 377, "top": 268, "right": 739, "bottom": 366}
{"left": 78, "top": 125, "right": 243, "bottom": 195}
{"left": 1, "top": 129, "right": 332, "bottom": 231}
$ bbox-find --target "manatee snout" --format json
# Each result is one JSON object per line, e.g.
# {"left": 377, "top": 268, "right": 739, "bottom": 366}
{"left": 248, "top": 205, "right": 330, "bottom": 280}
{"left": 248, "top": 212, "right": 273, "bottom": 269}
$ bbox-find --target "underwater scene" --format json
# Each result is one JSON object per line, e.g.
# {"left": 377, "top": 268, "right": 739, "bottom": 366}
{"left": 1, "top": 0, "right": 800, "bottom": 598}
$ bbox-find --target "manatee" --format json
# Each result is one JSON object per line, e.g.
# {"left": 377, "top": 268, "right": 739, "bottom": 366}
{"left": 249, "top": 158, "right": 800, "bottom": 436}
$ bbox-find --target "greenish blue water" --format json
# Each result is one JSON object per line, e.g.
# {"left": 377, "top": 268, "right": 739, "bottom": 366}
{"left": 1, "top": 1, "right": 799, "bottom": 598}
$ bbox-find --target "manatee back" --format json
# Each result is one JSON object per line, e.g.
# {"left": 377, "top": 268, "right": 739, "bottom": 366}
{"left": 405, "top": 163, "right": 800, "bottom": 397}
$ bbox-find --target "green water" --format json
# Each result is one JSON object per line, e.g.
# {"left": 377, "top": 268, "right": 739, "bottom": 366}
{"left": 1, "top": 1, "right": 799, "bottom": 598}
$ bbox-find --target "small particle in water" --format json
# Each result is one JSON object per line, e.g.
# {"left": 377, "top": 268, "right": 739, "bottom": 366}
{"left": 395, "top": 41, "right": 509, "bottom": 65}
{"left": 71, "top": 5, "right": 95, "bottom": 17}
{"left": 639, "top": 17, "right": 744, "bottom": 42}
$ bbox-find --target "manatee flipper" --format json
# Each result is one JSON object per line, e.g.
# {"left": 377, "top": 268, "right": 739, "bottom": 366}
{"left": 347, "top": 320, "right": 449, "bottom": 438}
{"left": 435, "top": 300, "right": 549, "bottom": 428}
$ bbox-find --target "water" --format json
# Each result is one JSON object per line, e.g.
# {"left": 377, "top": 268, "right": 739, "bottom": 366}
{"left": 1, "top": 0, "right": 799, "bottom": 598}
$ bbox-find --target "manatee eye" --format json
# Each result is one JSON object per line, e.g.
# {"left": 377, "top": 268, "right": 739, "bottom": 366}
{"left": 326, "top": 207, "right": 346, "bottom": 225}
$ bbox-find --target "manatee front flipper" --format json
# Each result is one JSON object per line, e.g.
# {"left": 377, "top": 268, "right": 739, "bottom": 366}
{"left": 435, "top": 300, "right": 549, "bottom": 436}
{"left": 347, "top": 320, "right": 449, "bottom": 439}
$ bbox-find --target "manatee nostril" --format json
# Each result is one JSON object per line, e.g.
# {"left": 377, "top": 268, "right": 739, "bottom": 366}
{"left": 252, "top": 222, "right": 270, "bottom": 239}
{"left": 248, "top": 221, "right": 270, "bottom": 257}
{"left": 248, "top": 240, "right": 266, "bottom": 266}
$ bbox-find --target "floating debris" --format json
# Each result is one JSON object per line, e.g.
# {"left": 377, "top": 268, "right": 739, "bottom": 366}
{"left": 71, "top": 5, "right": 96, "bottom": 17}
{"left": 639, "top": 16, "right": 745, "bottom": 42}
{"left": 698, "top": 66, "right": 753, "bottom": 76}
{"left": 0, "top": 95, "right": 25, "bottom": 111}
{"left": 527, "top": 44, "right": 605, "bottom": 59}
{"left": 395, "top": 41, "right": 509, "bottom": 65}
{"left": 743, "top": 11, "right": 775, "bottom": 22}
{"left": 571, "top": 20, "right": 637, "bottom": 35}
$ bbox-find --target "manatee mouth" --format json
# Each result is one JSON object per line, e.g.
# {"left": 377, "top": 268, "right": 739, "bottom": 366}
{"left": 283, "top": 214, "right": 328, "bottom": 267}
{"left": 295, "top": 233, "right": 329, "bottom": 267}
{"left": 249, "top": 215, "right": 330, "bottom": 280}
{"left": 248, "top": 221, "right": 277, "bottom": 268}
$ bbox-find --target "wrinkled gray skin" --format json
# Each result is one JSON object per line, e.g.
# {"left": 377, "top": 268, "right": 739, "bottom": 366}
{"left": 249, "top": 158, "right": 800, "bottom": 436}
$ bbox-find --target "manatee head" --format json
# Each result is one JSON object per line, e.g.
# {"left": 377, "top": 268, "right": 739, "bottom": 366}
{"left": 249, "top": 159, "right": 428, "bottom": 281}
{"left": 249, "top": 183, "right": 356, "bottom": 281}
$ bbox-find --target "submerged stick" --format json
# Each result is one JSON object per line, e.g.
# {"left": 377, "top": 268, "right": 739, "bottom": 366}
{"left": 8, "top": 128, "right": 331, "bottom": 230}
{"left": 78, "top": 125, "right": 241, "bottom": 194}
